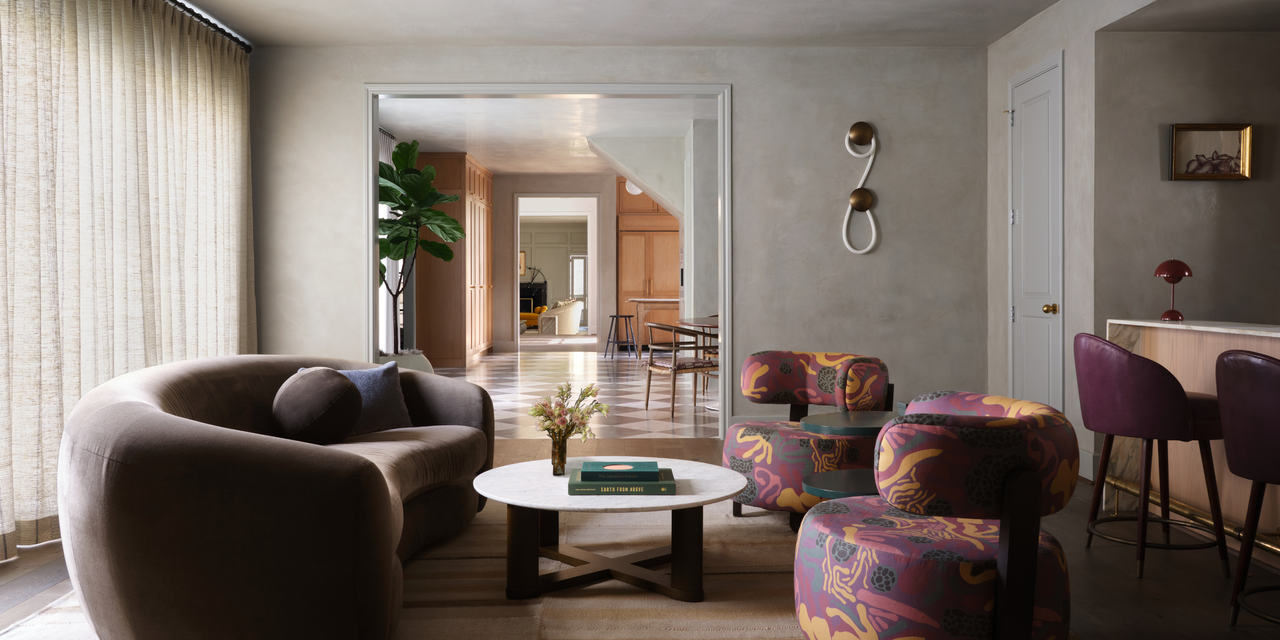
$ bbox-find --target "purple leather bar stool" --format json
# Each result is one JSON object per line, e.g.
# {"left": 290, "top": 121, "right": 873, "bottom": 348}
{"left": 1216, "top": 350, "right": 1280, "bottom": 626}
{"left": 1074, "top": 333, "right": 1231, "bottom": 578}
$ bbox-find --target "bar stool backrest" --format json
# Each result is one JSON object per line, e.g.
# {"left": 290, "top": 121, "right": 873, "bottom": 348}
{"left": 1216, "top": 350, "right": 1280, "bottom": 485}
{"left": 1074, "top": 333, "right": 1194, "bottom": 441}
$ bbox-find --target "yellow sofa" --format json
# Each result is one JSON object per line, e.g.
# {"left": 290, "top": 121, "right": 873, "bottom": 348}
{"left": 519, "top": 306, "right": 547, "bottom": 328}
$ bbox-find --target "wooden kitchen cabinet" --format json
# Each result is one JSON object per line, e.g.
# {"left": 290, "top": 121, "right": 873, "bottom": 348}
{"left": 615, "top": 176, "right": 681, "bottom": 348}
{"left": 414, "top": 152, "right": 493, "bottom": 367}
{"left": 616, "top": 231, "right": 680, "bottom": 347}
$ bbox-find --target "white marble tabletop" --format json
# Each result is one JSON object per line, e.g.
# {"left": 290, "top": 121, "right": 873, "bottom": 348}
{"left": 1107, "top": 319, "right": 1280, "bottom": 339}
{"left": 473, "top": 456, "right": 747, "bottom": 513}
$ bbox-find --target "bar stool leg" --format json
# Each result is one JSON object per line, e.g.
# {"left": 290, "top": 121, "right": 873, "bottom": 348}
{"left": 1199, "top": 440, "right": 1232, "bottom": 578}
{"left": 1136, "top": 438, "right": 1154, "bottom": 578}
{"left": 1086, "top": 434, "right": 1115, "bottom": 548}
{"left": 1230, "top": 481, "right": 1267, "bottom": 626}
{"left": 1158, "top": 440, "right": 1171, "bottom": 543}
{"left": 626, "top": 317, "right": 638, "bottom": 360}
{"left": 605, "top": 315, "right": 618, "bottom": 359}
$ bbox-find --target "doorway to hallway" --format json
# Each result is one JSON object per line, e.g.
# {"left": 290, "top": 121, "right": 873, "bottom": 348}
{"left": 518, "top": 196, "right": 595, "bottom": 350}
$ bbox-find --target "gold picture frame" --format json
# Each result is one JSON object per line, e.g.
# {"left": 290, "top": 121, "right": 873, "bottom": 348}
{"left": 1171, "top": 124, "right": 1252, "bottom": 180}
{"left": 519, "top": 251, "right": 526, "bottom": 276}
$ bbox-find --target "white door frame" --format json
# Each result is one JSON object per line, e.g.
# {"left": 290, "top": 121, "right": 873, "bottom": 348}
{"left": 1006, "top": 53, "right": 1064, "bottom": 403}
{"left": 362, "top": 83, "right": 734, "bottom": 437}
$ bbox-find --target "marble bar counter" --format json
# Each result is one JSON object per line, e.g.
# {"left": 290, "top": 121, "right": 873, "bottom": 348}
{"left": 1105, "top": 319, "right": 1280, "bottom": 534}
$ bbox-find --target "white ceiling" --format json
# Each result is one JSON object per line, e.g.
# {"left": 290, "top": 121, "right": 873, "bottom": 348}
{"left": 379, "top": 97, "right": 718, "bottom": 174}
{"left": 1104, "top": 0, "right": 1280, "bottom": 32}
{"left": 195, "top": 0, "right": 1059, "bottom": 48}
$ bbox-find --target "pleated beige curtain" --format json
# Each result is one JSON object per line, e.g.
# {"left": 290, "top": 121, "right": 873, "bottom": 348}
{"left": 0, "top": 0, "right": 256, "bottom": 557}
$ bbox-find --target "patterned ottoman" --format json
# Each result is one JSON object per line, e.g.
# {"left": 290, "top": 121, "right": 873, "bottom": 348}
{"left": 793, "top": 391, "right": 1080, "bottom": 640}
{"left": 794, "top": 496, "right": 1070, "bottom": 640}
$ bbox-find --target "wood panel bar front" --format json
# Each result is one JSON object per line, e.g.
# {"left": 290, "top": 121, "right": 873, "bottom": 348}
{"left": 1105, "top": 320, "right": 1280, "bottom": 535}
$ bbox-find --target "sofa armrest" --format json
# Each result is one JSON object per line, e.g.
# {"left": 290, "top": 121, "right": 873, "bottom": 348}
{"left": 399, "top": 371, "right": 495, "bottom": 478}
{"left": 59, "top": 401, "right": 397, "bottom": 639}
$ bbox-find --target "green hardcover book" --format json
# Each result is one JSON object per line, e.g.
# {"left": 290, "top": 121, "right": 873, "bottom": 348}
{"left": 568, "top": 468, "right": 676, "bottom": 495}
{"left": 580, "top": 460, "right": 662, "bottom": 482}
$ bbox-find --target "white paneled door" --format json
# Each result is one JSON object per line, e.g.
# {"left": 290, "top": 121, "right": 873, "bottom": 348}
{"left": 1009, "top": 54, "right": 1063, "bottom": 409}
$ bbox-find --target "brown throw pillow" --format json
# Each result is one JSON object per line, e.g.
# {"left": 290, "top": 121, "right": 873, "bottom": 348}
{"left": 272, "top": 368, "right": 363, "bottom": 445}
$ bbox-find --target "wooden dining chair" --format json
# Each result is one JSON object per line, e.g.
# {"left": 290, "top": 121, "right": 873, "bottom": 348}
{"left": 644, "top": 322, "right": 719, "bottom": 419}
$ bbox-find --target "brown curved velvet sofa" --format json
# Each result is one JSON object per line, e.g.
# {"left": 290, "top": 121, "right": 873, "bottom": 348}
{"left": 57, "top": 355, "right": 493, "bottom": 639}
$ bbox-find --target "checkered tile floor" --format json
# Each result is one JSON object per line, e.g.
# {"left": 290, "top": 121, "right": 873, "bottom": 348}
{"left": 435, "top": 350, "right": 720, "bottom": 439}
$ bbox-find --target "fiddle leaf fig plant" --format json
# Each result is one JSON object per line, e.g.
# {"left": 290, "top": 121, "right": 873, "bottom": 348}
{"left": 378, "top": 140, "right": 464, "bottom": 351}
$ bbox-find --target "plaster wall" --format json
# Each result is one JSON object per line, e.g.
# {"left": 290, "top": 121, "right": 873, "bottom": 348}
{"left": 986, "top": 0, "right": 1156, "bottom": 474}
{"left": 685, "top": 120, "right": 720, "bottom": 318}
{"left": 250, "top": 45, "right": 988, "bottom": 417}
{"left": 587, "top": 137, "right": 686, "bottom": 217}
{"left": 492, "top": 174, "right": 617, "bottom": 353}
{"left": 1094, "top": 32, "right": 1280, "bottom": 329}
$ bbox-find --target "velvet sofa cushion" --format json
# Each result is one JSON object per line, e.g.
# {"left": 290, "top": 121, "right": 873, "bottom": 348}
{"left": 272, "top": 367, "right": 363, "bottom": 445}
{"left": 328, "top": 425, "right": 488, "bottom": 550}
{"left": 323, "top": 361, "right": 414, "bottom": 436}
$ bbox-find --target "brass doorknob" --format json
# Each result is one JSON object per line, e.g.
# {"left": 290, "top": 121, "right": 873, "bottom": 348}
{"left": 1042, "top": 303, "right": 1059, "bottom": 315}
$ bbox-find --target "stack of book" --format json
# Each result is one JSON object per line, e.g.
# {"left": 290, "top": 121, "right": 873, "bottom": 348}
{"left": 568, "top": 460, "right": 676, "bottom": 495}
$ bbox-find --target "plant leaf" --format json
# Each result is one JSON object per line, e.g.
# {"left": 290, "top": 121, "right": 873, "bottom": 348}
{"left": 419, "top": 240, "right": 454, "bottom": 262}
{"left": 378, "top": 238, "right": 392, "bottom": 260}
{"left": 392, "top": 140, "right": 419, "bottom": 173}
{"left": 378, "top": 162, "right": 399, "bottom": 186}
{"left": 379, "top": 261, "right": 387, "bottom": 285}
{"left": 386, "top": 237, "right": 416, "bottom": 260}
{"left": 422, "top": 213, "right": 465, "bottom": 242}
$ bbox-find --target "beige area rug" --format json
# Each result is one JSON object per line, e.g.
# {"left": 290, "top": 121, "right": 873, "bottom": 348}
{"left": 0, "top": 500, "right": 804, "bottom": 639}
{"left": 397, "top": 498, "right": 802, "bottom": 639}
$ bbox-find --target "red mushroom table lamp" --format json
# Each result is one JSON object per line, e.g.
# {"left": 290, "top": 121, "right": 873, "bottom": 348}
{"left": 1154, "top": 259, "right": 1192, "bottom": 322}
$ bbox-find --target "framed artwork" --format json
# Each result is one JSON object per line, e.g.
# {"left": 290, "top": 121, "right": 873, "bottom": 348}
{"left": 1171, "top": 124, "right": 1252, "bottom": 180}
{"left": 519, "top": 251, "right": 526, "bottom": 276}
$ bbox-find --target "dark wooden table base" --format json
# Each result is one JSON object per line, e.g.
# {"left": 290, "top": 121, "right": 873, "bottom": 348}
{"left": 505, "top": 504, "right": 705, "bottom": 602}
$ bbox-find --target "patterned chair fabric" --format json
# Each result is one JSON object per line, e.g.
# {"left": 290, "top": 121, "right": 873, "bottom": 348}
{"left": 795, "top": 391, "right": 1080, "bottom": 640}
{"left": 725, "top": 421, "right": 877, "bottom": 513}
{"left": 741, "top": 351, "right": 890, "bottom": 411}
{"left": 795, "top": 496, "right": 1070, "bottom": 640}
{"left": 877, "top": 391, "right": 1080, "bottom": 519}
{"left": 725, "top": 351, "right": 891, "bottom": 514}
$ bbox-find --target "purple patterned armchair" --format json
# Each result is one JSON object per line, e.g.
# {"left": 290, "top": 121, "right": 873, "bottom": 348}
{"left": 723, "top": 351, "right": 892, "bottom": 531}
{"left": 794, "top": 391, "right": 1080, "bottom": 640}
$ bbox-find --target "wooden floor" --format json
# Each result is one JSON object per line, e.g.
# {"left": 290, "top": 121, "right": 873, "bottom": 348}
{"left": 2, "top": 437, "right": 1277, "bottom": 637}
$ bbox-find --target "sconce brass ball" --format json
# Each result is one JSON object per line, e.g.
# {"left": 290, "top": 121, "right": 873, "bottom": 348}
{"left": 848, "top": 122, "right": 874, "bottom": 147}
{"left": 849, "top": 188, "right": 874, "bottom": 212}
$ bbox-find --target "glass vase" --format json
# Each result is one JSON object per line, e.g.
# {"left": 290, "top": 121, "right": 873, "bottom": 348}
{"left": 550, "top": 436, "right": 568, "bottom": 476}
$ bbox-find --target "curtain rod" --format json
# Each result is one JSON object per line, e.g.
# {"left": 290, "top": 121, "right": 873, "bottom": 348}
{"left": 167, "top": 0, "right": 252, "bottom": 53}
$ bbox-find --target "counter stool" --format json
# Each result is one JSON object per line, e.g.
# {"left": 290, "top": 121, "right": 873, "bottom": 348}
{"left": 1217, "top": 350, "right": 1280, "bottom": 626}
{"left": 1074, "top": 333, "right": 1231, "bottom": 578}
{"left": 604, "top": 314, "right": 637, "bottom": 359}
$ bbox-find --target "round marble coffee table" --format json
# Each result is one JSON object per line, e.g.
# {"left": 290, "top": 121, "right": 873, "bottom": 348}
{"left": 473, "top": 456, "right": 747, "bottom": 602}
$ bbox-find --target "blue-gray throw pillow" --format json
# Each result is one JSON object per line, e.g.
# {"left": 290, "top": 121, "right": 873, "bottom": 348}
{"left": 302, "top": 361, "right": 413, "bottom": 436}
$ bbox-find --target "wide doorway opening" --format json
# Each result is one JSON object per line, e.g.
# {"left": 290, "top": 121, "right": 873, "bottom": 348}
{"left": 364, "top": 84, "right": 732, "bottom": 438}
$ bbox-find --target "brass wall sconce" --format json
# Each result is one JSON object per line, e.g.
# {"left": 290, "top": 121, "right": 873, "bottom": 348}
{"left": 842, "top": 121, "right": 879, "bottom": 254}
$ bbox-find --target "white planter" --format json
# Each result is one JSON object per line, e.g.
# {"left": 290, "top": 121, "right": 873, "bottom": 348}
{"left": 379, "top": 353, "right": 434, "bottom": 374}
